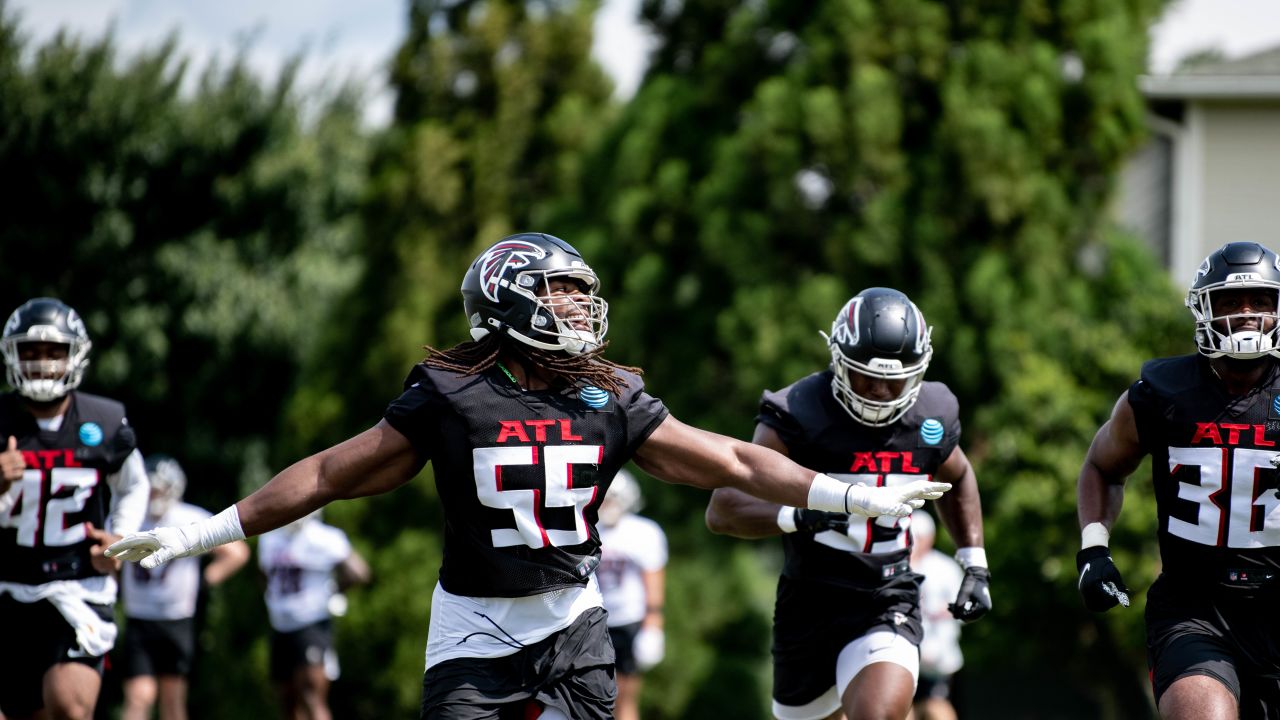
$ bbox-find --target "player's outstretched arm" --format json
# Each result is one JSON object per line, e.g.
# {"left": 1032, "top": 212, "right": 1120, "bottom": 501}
{"left": 637, "top": 415, "right": 950, "bottom": 517}
{"left": 706, "top": 423, "right": 850, "bottom": 538}
{"left": 109, "top": 420, "right": 425, "bottom": 569}
{"left": 1076, "top": 391, "right": 1145, "bottom": 612}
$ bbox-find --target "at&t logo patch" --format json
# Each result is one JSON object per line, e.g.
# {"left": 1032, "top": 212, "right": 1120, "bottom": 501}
{"left": 579, "top": 386, "right": 609, "bottom": 409}
{"left": 79, "top": 422, "right": 103, "bottom": 446}
{"left": 920, "top": 418, "right": 944, "bottom": 445}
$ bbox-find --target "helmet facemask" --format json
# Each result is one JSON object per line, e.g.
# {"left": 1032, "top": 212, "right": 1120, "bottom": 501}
{"left": 1187, "top": 285, "right": 1280, "bottom": 360}
{"left": 463, "top": 234, "right": 610, "bottom": 357}
{"left": 1185, "top": 242, "right": 1280, "bottom": 361}
{"left": 1, "top": 333, "right": 91, "bottom": 403}
{"left": 823, "top": 289, "right": 933, "bottom": 427}
{"left": 829, "top": 341, "right": 933, "bottom": 426}
{"left": 503, "top": 268, "right": 609, "bottom": 356}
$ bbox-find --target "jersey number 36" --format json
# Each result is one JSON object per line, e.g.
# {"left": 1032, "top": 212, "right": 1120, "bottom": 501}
{"left": 1168, "top": 447, "right": 1280, "bottom": 548}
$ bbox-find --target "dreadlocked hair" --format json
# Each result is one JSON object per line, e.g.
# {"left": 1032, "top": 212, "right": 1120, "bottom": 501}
{"left": 422, "top": 333, "right": 643, "bottom": 396}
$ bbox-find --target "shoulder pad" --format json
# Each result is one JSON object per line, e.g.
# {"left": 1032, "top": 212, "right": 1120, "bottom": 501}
{"left": 907, "top": 382, "right": 960, "bottom": 427}
{"left": 72, "top": 391, "right": 136, "bottom": 467}
{"left": 1137, "top": 355, "right": 1203, "bottom": 398}
{"left": 759, "top": 372, "right": 833, "bottom": 437}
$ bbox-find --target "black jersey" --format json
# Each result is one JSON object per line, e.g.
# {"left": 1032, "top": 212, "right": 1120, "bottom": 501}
{"left": 0, "top": 391, "right": 138, "bottom": 584}
{"left": 384, "top": 364, "right": 669, "bottom": 598}
{"left": 758, "top": 371, "right": 961, "bottom": 589}
{"left": 1128, "top": 354, "right": 1280, "bottom": 589}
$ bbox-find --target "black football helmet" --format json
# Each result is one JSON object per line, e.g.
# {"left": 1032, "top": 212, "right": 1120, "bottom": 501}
{"left": 1186, "top": 242, "right": 1280, "bottom": 360}
{"left": 144, "top": 454, "right": 187, "bottom": 519}
{"left": 823, "top": 288, "right": 932, "bottom": 426}
{"left": 461, "top": 233, "right": 608, "bottom": 355}
{"left": 1, "top": 297, "right": 92, "bottom": 402}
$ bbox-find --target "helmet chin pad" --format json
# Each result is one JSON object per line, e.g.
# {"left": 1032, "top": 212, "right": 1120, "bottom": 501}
{"left": 1204, "top": 329, "right": 1279, "bottom": 359}
{"left": 1228, "top": 330, "right": 1269, "bottom": 355}
{"left": 559, "top": 329, "right": 601, "bottom": 356}
{"left": 506, "top": 326, "right": 601, "bottom": 356}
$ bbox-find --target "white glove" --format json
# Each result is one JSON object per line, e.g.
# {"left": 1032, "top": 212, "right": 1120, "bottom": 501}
{"left": 105, "top": 524, "right": 205, "bottom": 569}
{"left": 845, "top": 480, "right": 951, "bottom": 518}
{"left": 633, "top": 627, "right": 665, "bottom": 671}
{"left": 106, "top": 506, "right": 244, "bottom": 569}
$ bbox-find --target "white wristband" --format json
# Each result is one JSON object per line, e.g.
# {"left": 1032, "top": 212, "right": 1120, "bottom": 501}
{"left": 807, "top": 474, "right": 849, "bottom": 513}
{"left": 1081, "top": 522, "right": 1110, "bottom": 549}
{"left": 193, "top": 505, "right": 246, "bottom": 552}
{"left": 776, "top": 506, "right": 798, "bottom": 533}
{"left": 955, "top": 546, "right": 987, "bottom": 569}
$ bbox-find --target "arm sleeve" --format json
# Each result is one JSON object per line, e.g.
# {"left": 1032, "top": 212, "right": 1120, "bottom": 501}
{"left": 1126, "top": 377, "right": 1157, "bottom": 454}
{"left": 940, "top": 387, "right": 962, "bottom": 457}
{"left": 757, "top": 388, "right": 805, "bottom": 447}
{"left": 618, "top": 372, "right": 670, "bottom": 453}
{"left": 384, "top": 364, "right": 445, "bottom": 460}
{"left": 106, "top": 449, "right": 149, "bottom": 535}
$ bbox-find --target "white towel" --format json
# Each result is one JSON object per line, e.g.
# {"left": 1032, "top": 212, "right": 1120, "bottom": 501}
{"left": 0, "top": 575, "right": 119, "bottom": 657}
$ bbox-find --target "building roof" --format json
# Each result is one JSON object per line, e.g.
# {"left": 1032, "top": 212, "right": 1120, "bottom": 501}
{"left": 1141, "top": 44, "right": 1280, "bottom": 99}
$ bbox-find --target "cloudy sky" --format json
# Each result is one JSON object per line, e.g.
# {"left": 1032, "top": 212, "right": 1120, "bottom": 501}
{"left": 5, "top": 0, "right": 1279, "bottom": 126}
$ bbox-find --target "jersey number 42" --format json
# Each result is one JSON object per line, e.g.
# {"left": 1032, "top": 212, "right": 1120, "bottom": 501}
{"left": 0, "top": 468, "right": 99, "bottom": 547}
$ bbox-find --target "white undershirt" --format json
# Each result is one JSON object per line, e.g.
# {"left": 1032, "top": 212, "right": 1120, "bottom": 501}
{"left": 423, "top": 577, "right": 603, "bottom": 671}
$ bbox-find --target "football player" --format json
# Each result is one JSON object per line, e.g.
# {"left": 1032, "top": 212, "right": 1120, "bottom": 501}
{"left": 0, "top": 297, "right": 149, "bottom": 720}
{"left": 120, "top": 455, "right": 251, "bottom": 720}
{"left": 705, "top": 287, "right": 990, "bottom": 720}
{"left": 595, "top": 469, "right": 667, "bottom": 720}
{"left": 258, "top": 510, "right": 370, "bottom": 720}
{"left": 107, "top": 233, "right": 951, "bottom": 720}
{"left": 1078, "top": 241, "right": 1280, "bottom": 719}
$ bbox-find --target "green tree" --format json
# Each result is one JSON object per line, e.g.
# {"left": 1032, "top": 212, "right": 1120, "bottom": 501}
{"left": 0, "top": 8, "right": 369, "bottom": 715}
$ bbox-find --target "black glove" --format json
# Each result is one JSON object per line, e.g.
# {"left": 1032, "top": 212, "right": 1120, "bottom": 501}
{"left": 948, "top": 566, "right": 992, "bottom": 622}
{"left": 792, "top": 509, "right": 850, "bottom": 534}
{"left": 1076, "top": 545, "right": 1131, "bottom": 612}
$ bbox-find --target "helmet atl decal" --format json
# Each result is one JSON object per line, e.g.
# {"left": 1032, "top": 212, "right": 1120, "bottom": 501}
{"left": 479, "top": 240, "right": 548, "bottom": 302}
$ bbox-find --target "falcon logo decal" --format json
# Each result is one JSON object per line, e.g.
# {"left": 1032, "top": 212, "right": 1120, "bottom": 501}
{"left": 1192, "top": 256, "right": 1211, "bottom": 286}
{"left": 830, "top": 296, "right": 863, "bottom": 346}
{"left": 479, "top": 240, "right": 548, "bottom": 302}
